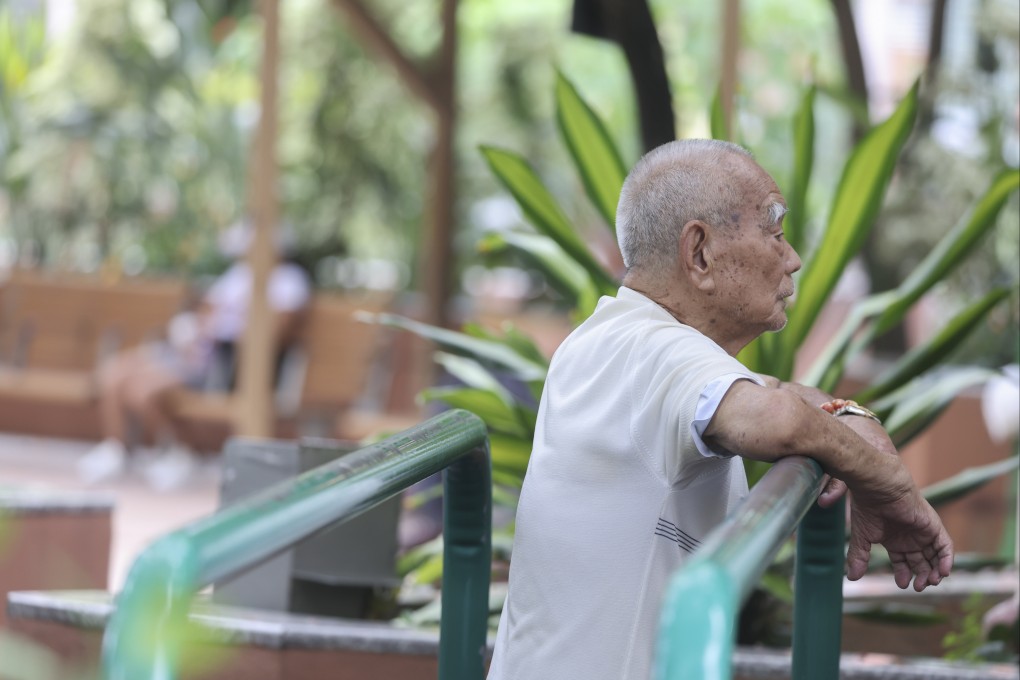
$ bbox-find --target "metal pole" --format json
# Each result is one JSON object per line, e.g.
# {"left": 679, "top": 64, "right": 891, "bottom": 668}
{"left": 439, "top": 441, "right": 492, "bottom": 680}
{"left": 792, "top": 498, "right": 845, "bottom": 679}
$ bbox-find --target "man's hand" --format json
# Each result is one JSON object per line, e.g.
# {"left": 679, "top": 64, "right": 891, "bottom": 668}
{"left": 846, "top": 487, "right": 954, "bottom": 592}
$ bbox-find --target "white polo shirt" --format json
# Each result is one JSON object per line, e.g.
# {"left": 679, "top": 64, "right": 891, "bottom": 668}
{"left": 488, "top": 286, "right": 764, "bottom": 680}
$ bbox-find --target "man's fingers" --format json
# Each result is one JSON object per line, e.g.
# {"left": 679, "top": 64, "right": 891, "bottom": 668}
{"left": 890, "top": 558, "right": 912, "bottom": 589}
{"left": 845, "top": 531, "right": 872, "bottom": 581}
{"left": 817, "top": 478, "right": 848, "bottom": 508}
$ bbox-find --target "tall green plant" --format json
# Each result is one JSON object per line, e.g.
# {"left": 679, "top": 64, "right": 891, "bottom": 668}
{"left": 375, "top": 71, "right": 1019, "bottom": 583}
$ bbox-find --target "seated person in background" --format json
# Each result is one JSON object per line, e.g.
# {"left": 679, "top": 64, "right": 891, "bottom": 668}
{"left": 486, "top": 140, "right": 953, "bottom": 680}
{"left": 78, "top": 220, "right": 312, "bottom": 489}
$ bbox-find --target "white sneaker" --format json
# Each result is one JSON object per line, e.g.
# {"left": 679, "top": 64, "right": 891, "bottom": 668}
{"left": 143, "top": 445, "right": 197, "bottom": 492}
{"left": 77, "top": 438, "right": 128, "bottom": 484}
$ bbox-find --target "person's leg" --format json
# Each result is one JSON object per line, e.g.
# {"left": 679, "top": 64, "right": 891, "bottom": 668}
{"left": 123, "top": 364, "right": 184, "bottom": 447}
{"left": 78, "top": 351, "right": 140, "bottom": 483}
{"left": 124, "top": 366, "right": 199, "bottom": 491}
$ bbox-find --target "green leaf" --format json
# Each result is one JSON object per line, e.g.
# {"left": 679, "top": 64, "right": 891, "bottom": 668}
{"left": 855, "top": 288, "right": 1013, "bottom": 403}
{"left": 490, "top": 431, "right": 533, "bottom": 479}
{"left": 419, "top": 386, "right": 527, "bottom": 437}
{"left": 873, "top": 169, "right": 1020, "bottom": 336}
{"left": 480, "top": 145, "right": 618, "bottom": 294}
{"left": 499, "top": 324, "right": 552, "bottom": 369}
{"left": 710, "top": 84, "right": 729, "bottom": 141}
{"left": 801, "top": 292, "right": 897, "bottom": 391}
{"left": 786, "top": 85, "right": 816, "bottom": 255}
{"left": 434, "top": 352, "right": 519, "bottom": 405}
{"left": 554, "top": 71, "right": 627, "bottom": 232}
{"left": 782, "top": 80, "right": 919, "bottom": 353}
{"left": 480, "top": 231, "right": 601, "bottom": 318}
{"left": 364, "top": 312, "right": 547, "bottom": 382}
{"left": 922, "top": 456, "right": 1019, "bottom": 508}
{"left": 874, "top": 367, "right": 995, "bottom": 447}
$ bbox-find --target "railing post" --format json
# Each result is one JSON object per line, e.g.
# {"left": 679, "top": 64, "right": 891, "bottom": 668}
{"left": 438, "top": 442, "right": 492, "bottom": 680}
{"left": 792, "top": 498, "right": 845, "bottom": 679}
{"left": 655, "top": 560, "right": 737, "bottom": 680}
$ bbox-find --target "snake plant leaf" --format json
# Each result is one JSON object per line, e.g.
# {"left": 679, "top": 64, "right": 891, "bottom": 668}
{"left": 922, "top": 456, "right": 1020, "bottom": 508}
{"left": 555, "top": 70, "right": 627, "bottom": 233}
{"left": 479, "top": 231, "right": 601, "bottom": 319}
{"left": 419, "top": 386, "right": 527, "bottom": 438}
{"left": 499, "top": 324, "right": 552, "bottom": 370}
{"left": 434, "top": 352, "right": 519, "bottom": 406}
{"left": 736, "top": 335, "right": 765, "bottom": 374}
{"left": 489, "top": 431, "right": 533, "bottom": 479}
{"left": 363, "top": 312, "right": 547, "bottom": 383}
{"left": 782, "top": 80, "right": 919, "bottom": 354}
{"left": 874, "top": 366, "right": 995, "bottom": 448}
{"left": 480, "top": 145, "right": 617, "bottom": 295}
{"left": 873, "top": 169, "right": 1020, "bottom": 336}
{"left": 801, "top": 292, "right": 897, "bottom": 391}
{"left": 855, "top": 287, "right": 1013, "bottom": 404}
{"left": 462, "top": 317, "right": 550, "bottom": 371}
{"left": 786, "top": 85, "right": 816, "bottom": 256}
{"left": 710, "top": 84, "right": 729, "bottom": 141}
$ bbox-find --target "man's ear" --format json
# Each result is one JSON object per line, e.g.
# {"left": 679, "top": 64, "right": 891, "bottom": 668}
{"left": 679, "top": 221, "right": 714, "bottom": 292}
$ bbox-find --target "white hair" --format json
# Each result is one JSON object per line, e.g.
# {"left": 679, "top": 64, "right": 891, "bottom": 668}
{"left": 615, "top": 139, "right": 754, "bottom": 273}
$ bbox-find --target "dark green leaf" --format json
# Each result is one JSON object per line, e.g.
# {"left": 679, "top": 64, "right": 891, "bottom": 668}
{"left": 855, "top": 288, "right": 1013, "bottom": 403}
{"left": 490, "top": 431, "right": 532, "bottom": 478}
{"left": 480, "top": 230, "right": 600, "bottom": 318}
{"left": 365, "top": 312, "right": 547, "bottom": 382}
{"left": 922, "top": 456, "right": 1019, "bottom": 508}
{"left": 710, "top": 84, "right": 729, "bottom": 141}
{"left": 873, "top": 367, "right": 995, "bottom": 447}
{"left": 786, "top": 85, "right": 816, "bottom": 255}
{"left": 782, "top": 80, "right": 919, "bottom": 353}
{"left": 419, "top": 386, "right": 527, "bottom": 437}
{"left": 479, "top": 145, "right": 617, "bottom": 294}
{"left": 555, "top": 71, "right": 627, "bottom": 232}
{"left": 873, "top": 169, "right": 1020, "bottom": 336}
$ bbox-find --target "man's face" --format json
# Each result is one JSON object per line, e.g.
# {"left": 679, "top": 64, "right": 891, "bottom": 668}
{"left": 711, "top": 161, "right": 802, "bottom": 337}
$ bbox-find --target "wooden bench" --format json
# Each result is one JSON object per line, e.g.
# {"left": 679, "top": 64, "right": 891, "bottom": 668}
{"left": 170, "top": 292, "right": 392, "bottom": 447}
{"left": 0, "top": 270, "right": 188, "bottom": 439}
{"left": 0, "top": 269, "right": 393, "bottom": 448}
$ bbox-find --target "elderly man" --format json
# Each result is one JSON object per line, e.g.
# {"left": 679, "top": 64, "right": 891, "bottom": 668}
{"left": 486, "top": 139, "right": 953, "bottom": 680}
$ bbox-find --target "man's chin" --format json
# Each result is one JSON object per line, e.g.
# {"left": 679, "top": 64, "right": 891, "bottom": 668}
{"left": 767, "top": 315, "right": 789, "bottom": 333}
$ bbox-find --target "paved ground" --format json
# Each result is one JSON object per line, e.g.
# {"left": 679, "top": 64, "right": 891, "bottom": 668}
{"left": 0, "top": 432, "right": 221, "bottom": 591}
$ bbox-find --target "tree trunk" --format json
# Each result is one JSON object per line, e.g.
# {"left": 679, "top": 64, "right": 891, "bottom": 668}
{"left": 236, "top": 0, "right": 280, "bottom": 438}
{"left": 571, "top": 0, "right": 675, "bottom": 151}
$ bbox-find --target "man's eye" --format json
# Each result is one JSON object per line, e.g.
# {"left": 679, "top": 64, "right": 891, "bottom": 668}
{"left": 774, "top": 232, "right": 785, "bottom": 241}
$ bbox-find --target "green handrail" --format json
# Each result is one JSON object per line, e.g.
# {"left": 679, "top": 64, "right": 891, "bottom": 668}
{"left": 101, "top": 409, "right": 491, "bottom": 680}
{"left": 654, "top": 456, "right": 845, "bottom": 679}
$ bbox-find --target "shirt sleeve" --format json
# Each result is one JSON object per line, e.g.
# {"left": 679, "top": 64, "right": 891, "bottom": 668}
{"left": 691, "top": 373, "right": 764, "bottom": 458}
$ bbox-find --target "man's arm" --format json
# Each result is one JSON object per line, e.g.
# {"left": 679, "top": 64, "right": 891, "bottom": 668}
{"left": 703, "top": 379, "right": 953, "bottom": 592}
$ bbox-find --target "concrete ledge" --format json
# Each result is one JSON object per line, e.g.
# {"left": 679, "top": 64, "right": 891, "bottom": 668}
{"left": 8, "top": 590, "right": 1019, "bottom": 680}
{"left": 0, "top": 489, "right": 114, "bottom": 515}
{"left": 0, "top": 492, "right": 112, "bottom": 631}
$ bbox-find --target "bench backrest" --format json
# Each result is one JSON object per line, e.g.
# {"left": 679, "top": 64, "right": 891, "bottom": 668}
{"left": 295, "top": 293, "right": 391, "bottom": 411}
{"left": 0, "top": 271, "right": 188, "bottom": 370}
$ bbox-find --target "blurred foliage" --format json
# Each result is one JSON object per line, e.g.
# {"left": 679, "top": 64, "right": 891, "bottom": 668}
{"left": 943, "top": 592, "right": 1020, "bottom": 664}
{"left": 873, "top": 0, "right": 1020, "bottom": 366}
{"left": 0, "top": 0, "right": 857, "bottom": 296}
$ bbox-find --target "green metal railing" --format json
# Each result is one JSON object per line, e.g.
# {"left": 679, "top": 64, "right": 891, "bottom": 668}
{"left": 654, "top": 456, "right": 846, "bottom": 680}
{"left": 101, "top": 409, "right": 491, "bottom": 680}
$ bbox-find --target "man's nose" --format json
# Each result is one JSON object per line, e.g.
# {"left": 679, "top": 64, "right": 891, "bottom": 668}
{"left": 786, "top": 243, "right": 802, "bottom": 274}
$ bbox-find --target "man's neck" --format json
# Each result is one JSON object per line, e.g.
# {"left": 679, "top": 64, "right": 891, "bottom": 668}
{"left": 622, "top": 278, "right": 751, "bottom": 357}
